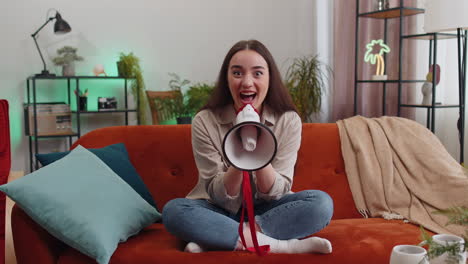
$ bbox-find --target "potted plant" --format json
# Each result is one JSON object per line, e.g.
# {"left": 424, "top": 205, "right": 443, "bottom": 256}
{"left": 151, "top": 79, "right": 214, "bottom": 125}
{"left": 152, "top": 74, "right": 216, "bottom": 124}
{"left": 419, "top": 206, "right": 467, "bottom": 263}
{"left": 285, "top": 55, "right": 331, "bottom": 123}
{"left": 166, "top": 73, "right": 192, "bottom": 124}
{"left": 52, "top": 46, "right": 84, "bottom": 76}
{"left": 117, "top": 52, "right": 148, "bottom": 125}
{"left": 186, "top": 82, "right": 215, "bottom": 114}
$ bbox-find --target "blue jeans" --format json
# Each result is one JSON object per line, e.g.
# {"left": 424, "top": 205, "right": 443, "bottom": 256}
{"left": 162, "top": 190, "right": 334, "bottom": 251}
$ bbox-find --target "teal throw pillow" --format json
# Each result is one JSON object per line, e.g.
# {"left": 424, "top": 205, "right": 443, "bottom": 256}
{"left": 35, "top": 143, "right": 157, "bottom": 210}
{"left": 0, "top": 145, "right": 161, "bottom": 264}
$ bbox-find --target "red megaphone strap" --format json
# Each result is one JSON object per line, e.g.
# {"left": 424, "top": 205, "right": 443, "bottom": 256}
{"left": 238, "top": 171, "right": 270, "bottom": 256}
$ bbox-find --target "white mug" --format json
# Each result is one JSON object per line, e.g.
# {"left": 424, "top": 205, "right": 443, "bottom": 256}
{"left": 390, "top": 245, "right": 428, "bottom": 264}
{"left": 430, "top": 234, "right": 466, "bottom": 264}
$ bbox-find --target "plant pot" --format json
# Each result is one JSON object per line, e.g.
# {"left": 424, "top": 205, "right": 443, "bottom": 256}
{"left": 117, "top": 61, "right": 124, "bottom": 77}
{"left": 117, "top": 61, "right": 130, "bottom": 78}
{"left": 176, "top": 116, "right": 192, "bottom": 124}
{"left": 62, "top": 64, "right": 75, "bottom": 76}
{"left": 78, "top": 96, "right": 87, "bottom": 111}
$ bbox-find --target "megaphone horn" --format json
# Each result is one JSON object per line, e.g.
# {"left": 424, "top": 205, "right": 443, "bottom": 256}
{"left": 222, "top": 105, "right": 277, "bottom": 171}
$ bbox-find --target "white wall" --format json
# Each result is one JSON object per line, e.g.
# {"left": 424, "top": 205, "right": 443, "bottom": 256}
{"left": 413, "top": 2, "right": 465, "bottom": 162}
{"left": 1, "top": 0, "right": 329, "bottom": 172}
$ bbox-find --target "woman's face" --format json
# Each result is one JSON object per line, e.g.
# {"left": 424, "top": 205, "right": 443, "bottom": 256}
{"left": 227, "top": 50, "right": 269, "bottom": 112}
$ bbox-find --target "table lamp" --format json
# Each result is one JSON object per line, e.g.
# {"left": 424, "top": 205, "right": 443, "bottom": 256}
{"left": 424, "top": 0, "right": 468, "bottom": 163}
{"left": 31, "top": 10, "right": 72, "bottom": 77}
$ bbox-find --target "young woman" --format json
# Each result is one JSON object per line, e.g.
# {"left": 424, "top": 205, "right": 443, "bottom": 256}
{"left": 162, "top": 40, "right": 333, "bottom": 254}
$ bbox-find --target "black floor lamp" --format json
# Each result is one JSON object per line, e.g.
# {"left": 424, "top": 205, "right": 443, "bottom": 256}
{"left": 424, "top": 0, "right": 468, "bottom": 164}
{"left": 31, "top": 10, "right": 72, "bottom": 77}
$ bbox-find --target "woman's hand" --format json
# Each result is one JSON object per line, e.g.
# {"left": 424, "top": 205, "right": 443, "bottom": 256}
{"left": 255, "top": 164, "right": 276, "bottom": 194}
{"left": 224, "top": 164, "right": 276, "bottom": 196}
{"left": 223, "top": 166, "right": 243, "bottom": 197}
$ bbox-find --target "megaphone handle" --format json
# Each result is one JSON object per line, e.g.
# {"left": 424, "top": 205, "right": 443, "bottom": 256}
{"left": 238, "top": 171, "right": 270, "bottom": 256}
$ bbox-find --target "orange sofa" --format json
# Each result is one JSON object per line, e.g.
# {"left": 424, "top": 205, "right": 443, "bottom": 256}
{"left": 12, "top": 123, "right": 428, "bottom": 264}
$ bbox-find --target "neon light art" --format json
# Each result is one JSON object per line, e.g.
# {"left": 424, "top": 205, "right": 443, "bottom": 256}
{"left": 364, "top": 39, "right": 391, "bottom": 80}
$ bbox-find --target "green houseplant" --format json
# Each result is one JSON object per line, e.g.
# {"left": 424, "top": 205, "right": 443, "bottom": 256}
{"left": 153, "top": 74, "right": 214, "bottom": 124}
{"left": 153, "top": 73, "right": 192, "bottom": 124}
{"left": 186, "top": 82, "right": 215, "bottom": 114}
{"left": 419, "top": 206, "right": 467, "bottom": 264}
{"left": 285, "top": 55, "right": 331, "bottom": 123}
{"left": 52, "top": 46, "right": 83, "bottom": 76}
{"left": 117, "top": 52, "right": 148, "bottom": 125}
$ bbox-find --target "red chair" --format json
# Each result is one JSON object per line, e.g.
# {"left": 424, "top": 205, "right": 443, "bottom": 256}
{"left": 0, "top": 99, "right": 10, "bottom": 264}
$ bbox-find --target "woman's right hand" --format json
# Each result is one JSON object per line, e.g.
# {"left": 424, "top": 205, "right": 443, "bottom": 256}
{"left": 224, "top": 166, "right": 243, "bottom": 197}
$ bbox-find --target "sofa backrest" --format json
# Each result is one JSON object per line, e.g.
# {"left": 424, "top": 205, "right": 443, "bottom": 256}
{"left": 73, "top": 123, "right": 360, "bottom": 219}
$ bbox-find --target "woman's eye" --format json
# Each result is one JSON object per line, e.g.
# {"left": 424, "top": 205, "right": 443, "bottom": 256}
{"left": 232, "top": 71, "right": 242, "bottom": 76}
{"left": 254, "top": 71, "right": 263, "bottom": 77}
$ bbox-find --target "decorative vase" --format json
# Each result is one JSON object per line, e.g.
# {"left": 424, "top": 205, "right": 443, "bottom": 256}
{"left": 429, "top": 234, "right": 466, "bottom": 264}
{"left": 93, "top": 64, "right": 106, "bottom": 76}
{"left": 375, "top": 0, "right": 389, "bottom": 11}
{"left": 421, "top": 82, "right": 433, "bottom": 105}
{"left": 78, "top": 96, "right": 87, "bottom": 111}
{"left": 390, "top": 245, "right": 428, "bottom": 264}
{"left": 62, "top": 63, "right": 75, "bottom": 76}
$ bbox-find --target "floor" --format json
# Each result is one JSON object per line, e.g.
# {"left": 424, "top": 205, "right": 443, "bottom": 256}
{"left": 6, "top": 171, "right": 22, "bottom": 264}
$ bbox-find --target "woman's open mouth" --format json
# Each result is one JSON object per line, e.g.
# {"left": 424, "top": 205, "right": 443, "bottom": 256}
{"left": 240, "top": 92, "right": 256, "bottom": 104}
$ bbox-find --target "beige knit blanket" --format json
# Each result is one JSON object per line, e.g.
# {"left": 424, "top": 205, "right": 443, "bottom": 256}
{"left": 337, "top": 115, "right": 468, "bottom": 236}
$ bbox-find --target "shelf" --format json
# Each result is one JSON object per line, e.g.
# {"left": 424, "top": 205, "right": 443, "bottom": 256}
{"left": 359, "top": 7, "right": 424, "bottom": 19}
{"left": 400, "top": 104, "right": 460, "bottom": 108}
{"left": 31, "top": 132, "right": 79, "bottom": 139}
{"left": 354, "top": 0, "right": 466, "bottom": 163}
{"left": 72, "top": 109, "right": 137, "bottom": 114}
{"left": 26, "top": 75, "right": 137, "bottom": 171}
{"left": 27, "top": 76, "right": 134, "bottom": 80}
{"left": 357, "top": 80, "right": 399, "bottom": 83}
{"left": 403, "top": 33, "right": 460, "bottom": 40}
{"left": 357, "top": 80, "right": 426, "bottom": 83}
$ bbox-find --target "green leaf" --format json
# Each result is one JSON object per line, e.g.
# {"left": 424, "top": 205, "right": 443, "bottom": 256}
{"left": 433, "top": 206, "right": 468, "bottom": 226}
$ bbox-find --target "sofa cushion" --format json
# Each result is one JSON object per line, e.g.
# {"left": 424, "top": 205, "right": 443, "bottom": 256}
{"left": 57, "top": 218, "right": 427, "bottom": 264}
{"left": 36, "top": 143, "right": 157, "bottom": 210}
{"left": 68, "top": 125, "right": 199, "bottom": 212}
{"left": 1, "top": 145, "right": 161, "bottom": 264}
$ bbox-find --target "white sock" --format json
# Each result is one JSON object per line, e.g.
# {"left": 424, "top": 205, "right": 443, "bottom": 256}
{"left": 236, "top": 224, "right": 332, "bottom": 254}
{"left": 184, "top": 242, "right": 205, "bottom": 253}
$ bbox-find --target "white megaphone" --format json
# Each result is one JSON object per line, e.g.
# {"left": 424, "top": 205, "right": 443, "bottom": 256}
{"left": 222, "top": 104, "right": 277, "bottom": 171}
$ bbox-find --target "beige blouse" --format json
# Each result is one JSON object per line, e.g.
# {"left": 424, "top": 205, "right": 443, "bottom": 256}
{"left": 186, "top": 104, "right": 302, "bottom": 214}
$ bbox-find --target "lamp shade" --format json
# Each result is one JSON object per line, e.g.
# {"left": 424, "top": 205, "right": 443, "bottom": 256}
{"left": 424, "top": 0, "right": 468, "bottom": 33}
{"left": 53, "top": 12, "right": 71, "bottom": 34}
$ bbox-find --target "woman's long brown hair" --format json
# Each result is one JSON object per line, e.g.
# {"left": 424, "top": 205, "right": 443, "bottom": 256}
{"left": 202, "top": 40, "right": 297, "bottom": 115}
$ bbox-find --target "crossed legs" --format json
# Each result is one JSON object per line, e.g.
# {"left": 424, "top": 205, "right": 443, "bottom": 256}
{"left": 162, "top": 190, "right": 334, "bottom": 254}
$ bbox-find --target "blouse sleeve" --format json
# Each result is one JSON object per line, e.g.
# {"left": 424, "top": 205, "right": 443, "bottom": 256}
{"left": 256, "top": 112, "right": 302, "bottom": 200}
{"left": 191, "top": 113, "right": 243, "bottom": 213}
